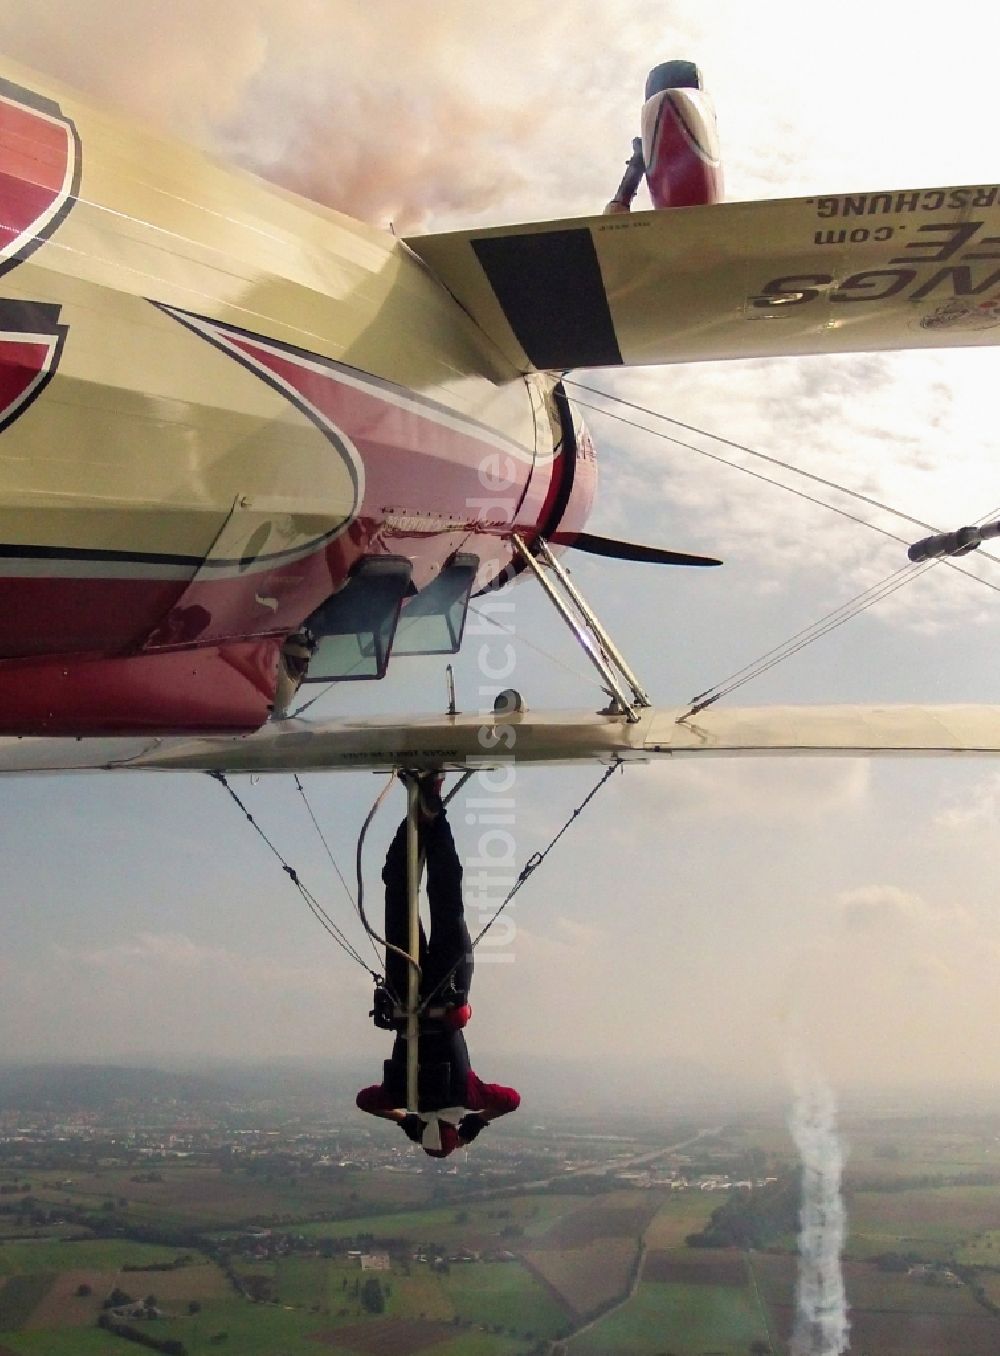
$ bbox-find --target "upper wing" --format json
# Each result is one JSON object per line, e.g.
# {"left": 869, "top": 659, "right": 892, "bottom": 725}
{"left": 405, "top": 185, "right": 1000, "bottom": 371}
{"left": 3, "top": 704, "right": 999, "bottom": 774}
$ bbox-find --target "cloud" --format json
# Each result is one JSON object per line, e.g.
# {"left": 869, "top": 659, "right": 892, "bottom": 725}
{"left": 834, "top": 884, "right": 930, "bottom": 932}
{"left": 1, "top": 932, "right": 372, "bottom": 1062}
{"left": 619, "top": 757, "right": 870, "bottom": 825}
{"left": 71, "top": 930, "right": 344, "bottom": 992}
{"left": 934, "top": 771, "right": 1000, "bottom": 829}
{"left": 779, "top": 872, "right": 1000, "bottom": 1086}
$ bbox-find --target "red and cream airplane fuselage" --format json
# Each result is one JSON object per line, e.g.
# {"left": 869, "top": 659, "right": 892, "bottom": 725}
{"left": 9, "top": 55, "right": 992, "bottom": 747}
{"left": 0, "top": 63, "right": 596, "bottom": 736}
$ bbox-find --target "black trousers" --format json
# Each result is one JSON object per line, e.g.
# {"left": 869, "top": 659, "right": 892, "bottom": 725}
{"left": 382, "top": 811, "right": 474, "bottom": 1108}
{"left": 382, "top": 811, "right": 474, "bottom": 1005}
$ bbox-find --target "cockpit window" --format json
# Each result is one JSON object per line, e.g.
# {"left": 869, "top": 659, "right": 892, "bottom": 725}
{"left": 392, "top": 553, "right": 479, "bottom": 657}
{"left": 302, "top": 557, "right": 412, "bottom": 681}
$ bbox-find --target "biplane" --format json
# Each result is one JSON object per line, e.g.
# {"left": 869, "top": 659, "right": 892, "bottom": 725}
{"left": 4, "top": 52, "right": 1000, "bottom": 1119}
{"left": 1, "top": 55, "right": 998, "bottom": 775}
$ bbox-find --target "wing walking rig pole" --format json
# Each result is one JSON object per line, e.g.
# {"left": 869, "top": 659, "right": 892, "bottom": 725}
{"left": 402, "top": 775, "right": 422, "bottom": 1114}
{"left": 511, "top": 534, "right": 650, "bottom": 721}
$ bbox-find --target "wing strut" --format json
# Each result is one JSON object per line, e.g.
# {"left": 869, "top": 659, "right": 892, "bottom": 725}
{"left": 512, "top": 533, "right": 651, "bottom": 720}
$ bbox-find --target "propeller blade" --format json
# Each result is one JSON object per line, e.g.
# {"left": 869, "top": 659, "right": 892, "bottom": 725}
{"left": 565, "top": 531, "right": 721, "bottom": 567}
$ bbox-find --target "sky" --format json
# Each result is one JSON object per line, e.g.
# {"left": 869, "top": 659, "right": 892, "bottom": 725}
{"left": 1, "top": 1, "right": 1000, "bottom": 1106}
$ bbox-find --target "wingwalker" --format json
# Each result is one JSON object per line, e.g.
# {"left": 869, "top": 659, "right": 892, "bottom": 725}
{"left": 357, "top": 774, "right": 520, "bottom": 1158}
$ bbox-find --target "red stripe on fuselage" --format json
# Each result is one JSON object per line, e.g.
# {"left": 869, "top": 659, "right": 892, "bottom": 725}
{"left": 228, "top": 333, "right": 533, "bottom": 552}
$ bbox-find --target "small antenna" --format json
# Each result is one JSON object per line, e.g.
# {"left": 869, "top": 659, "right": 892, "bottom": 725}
{"left": 445, "top": 664, "right": 458, "bottom": 716}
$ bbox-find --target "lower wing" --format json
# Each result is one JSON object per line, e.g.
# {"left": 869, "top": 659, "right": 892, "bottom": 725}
{"left": 3, "top": 705, "right": 1000, "bottom": 774}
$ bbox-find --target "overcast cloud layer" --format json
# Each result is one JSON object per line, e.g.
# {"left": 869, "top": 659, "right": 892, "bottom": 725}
{"left": 1, "top": 2, "right": 1000, "bottom": 1102}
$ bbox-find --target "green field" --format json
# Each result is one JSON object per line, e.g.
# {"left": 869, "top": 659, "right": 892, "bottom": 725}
{"left": 288, "top": 1192, "right": 584, "bottom": 1245}
{"left": 270, "top": 1251, "right": 569, "bottom": 1338}
{"left": 0, "top": 1241, "right": 187, "bottom": 1278}
{"left": 5, "top": 1111, "right": 1000, "bottom": 1355}
{"left": 443, "top": 1261, "right": 569, "bottom": 1338}
{"left": 956, "top": 1230, "right": 1000, "bottom": 1265}
{"left": 114, "top": 1296, "right": 326, "bottom": 1356}
{"left": 30, "top": 1164, "right": 433, "bottom": 1230}
{"left": 847, "top": 1184, "right": 1000, "bottom": 1257}
{"left": 571, "top": 1278, "right": 768, "bottom": 1356}
{"left": 0, "top": 1275, "right": 56, "bottom": 1332}
{"left": 3, "top": 1330, "right": 143, "bottom": 1355}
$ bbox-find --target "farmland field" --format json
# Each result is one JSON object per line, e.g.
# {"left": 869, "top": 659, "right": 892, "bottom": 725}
{"left": 0, "top": 1277, "right": 54, "bottom": 1333}
{"left": 843, "top": 1260, "right": 983, "bottom": 1315}
{"left": 522, "top": 1237, "right": 635, "bottom": 1317}
{"left": 4, "top": 1100, "right": 1000, "bottom": 1355}
{"left": 570, "top": 1277, "right": 768, "bottom": 1356}
{"left": 121, "top": 1295, "right": 336, "bottom": 1356}
{"left": 641, "top": 1192, "right": 718, "bottom": 1248}
{"left": 16, "top": 1271, "right": 109, "bottom": 1331}
{"left": 956, "top": 1230, "right": 1000, "bottom": 1265}
{"left": 751, "top": 1251, "right": 1000, "bottom": 1355}
{"left": 535, "top": 1190, "right": 661, "bottom": 1250}
{"left": 291, "top": 1193, "right": 585, "bottom": 1246}
{"left": 0, "top": 1241, "right": 185, "bottom": 1278}
{"left": 1, "top": 1331, "right": 145, "bottom": 1355}
{"left": 310, "top": 1316, "right": 457, "bottom": 1352}
{"left": 442, "top": 1261, "right": 569, "bottom": 1338}
{"left": 846, "top": 1310, "right": 1000, "bottom": 1355}
{"left": 847, "top": 1184, "right": 1000, "bottom": 1255}
{"left": 387, "top": 1265, "right": 454, "bottom": 1322}
{"left": 31, "top": 1165, "right": 432, "bottom": 1228}
{"left": 643, "top": 1246, "right": 747, "bottom": 1285}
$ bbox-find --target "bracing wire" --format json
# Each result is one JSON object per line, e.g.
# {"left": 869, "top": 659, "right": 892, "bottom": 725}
{"left": 565, "top": 377, "right": 1000, "bottom": 563}
{"left": 210, "top": 771, "right": 378, "bottom": 980}
{"left": 569, "top": 387, "right": 1000, "bottom": 592}
{"left": 466, "top": 604, "right": 606, "bottom": 692}
{"left": 570, "top": 396, "right": 913, "bottom": 548}
{"left": 213, "top": 753, "right": 624, "bottom": 1020}
{"left": 291, "top": 683, "right": 336, "bottom": 718}
{"left": 417, "top": 760, "right": 623, "bottom": 1013}
{"left": 679, "top": 501, "right": 1000, "bottom": 719}
{"left": 685, "top": 560, "right": 913, "bottom": 708}
{"left": 293, "top": 773, "right": 383, "bottom": 972}
{"left": 292, "top": 773, "right": 356, "bottom": 905}
{"left": 563, "top": 380, "right": 1000, "bottom": 711}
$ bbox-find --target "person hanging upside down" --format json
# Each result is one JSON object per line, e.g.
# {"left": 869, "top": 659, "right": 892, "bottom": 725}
{"left": 356, "top": 774, "right": 520, "bottom": 1157}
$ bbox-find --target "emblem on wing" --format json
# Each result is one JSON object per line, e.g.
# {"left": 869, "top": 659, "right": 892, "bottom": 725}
{"left": 0, "top": 299, "right": 68, "bottom": 433}
{"left": 0, "top": 80, "right": 80, "bottom": 433}
{"left": 0, "top": 78, "right": 81, "bottom": 276}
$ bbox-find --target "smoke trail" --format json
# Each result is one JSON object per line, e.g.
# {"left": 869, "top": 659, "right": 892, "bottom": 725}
{"left": 787, "top": 1057, "right": 850, "bottom": 1356}
{"left": 0, "top": 1, "right": 681, "bottom": 232}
